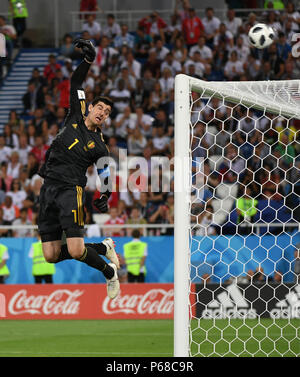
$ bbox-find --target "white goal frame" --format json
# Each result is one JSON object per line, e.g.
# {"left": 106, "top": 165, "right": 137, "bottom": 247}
{"left": 173, "top": 74, "right": 300, "bottom": 357}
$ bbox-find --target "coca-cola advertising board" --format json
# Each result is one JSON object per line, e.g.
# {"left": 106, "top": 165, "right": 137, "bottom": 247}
{"left": 0, "top": 284, "right": 195, "bottom": 320}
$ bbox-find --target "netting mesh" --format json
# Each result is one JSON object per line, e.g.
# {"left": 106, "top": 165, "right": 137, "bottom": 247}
{"left": 188, "top": 80, "right": 300, "bottom": 357}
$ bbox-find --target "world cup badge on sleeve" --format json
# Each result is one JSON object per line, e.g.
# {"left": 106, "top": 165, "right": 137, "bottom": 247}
{"left": 0, "top": 33, "right": 6, "bottom": 57}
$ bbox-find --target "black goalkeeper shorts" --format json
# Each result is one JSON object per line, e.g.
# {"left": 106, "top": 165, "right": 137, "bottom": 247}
{"left": 38, "top": 182, "right": 86, "bottom": 241}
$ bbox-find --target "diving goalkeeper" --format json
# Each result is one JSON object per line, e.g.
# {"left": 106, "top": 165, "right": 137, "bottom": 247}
{"left": 37, "top": 39, "right": 120, "bottom": 299}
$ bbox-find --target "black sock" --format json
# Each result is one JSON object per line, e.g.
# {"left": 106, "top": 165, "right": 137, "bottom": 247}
{"left": 85, "top": 242, "right": 107, "bottom": 256}
{"left": 78, "top": 246, "right": 114, "bottom": 280}
{"left": 55, "top": 244, "right": 73, "bottom": 263}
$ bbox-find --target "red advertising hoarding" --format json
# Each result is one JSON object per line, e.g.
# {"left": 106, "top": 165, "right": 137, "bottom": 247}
{"left": 0, "top": 283, "right": 196, "bottom": 320}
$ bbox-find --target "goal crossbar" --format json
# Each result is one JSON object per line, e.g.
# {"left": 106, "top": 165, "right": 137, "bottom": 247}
{"left": 189, "top": 76, "right": 300, "bottom": 119}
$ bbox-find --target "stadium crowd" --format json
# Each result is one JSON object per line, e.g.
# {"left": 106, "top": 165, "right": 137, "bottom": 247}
{"left": 0, "top": 0, "right": 299, "bottom": 237}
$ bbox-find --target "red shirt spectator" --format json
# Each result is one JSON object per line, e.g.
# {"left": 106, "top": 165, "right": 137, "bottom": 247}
{"left": 139, "top": 12, "right": 167, "bottom": 36}
{"left": 57, "top": 78, "right": 70, "bottom": 109}
{"left": 79, "top": 0, "right": 98, "bottom": 19}
{"left": 44, "top": 54, "right": 61, "bottom": 83}
{"left": 30, "top": 136, "right": 49, "bottom": 165}
{"left": 104, "top": 207, "right": 125, "bottom": 237}
{"left": 182, "top": 8, "right": 204, "bottom": 47}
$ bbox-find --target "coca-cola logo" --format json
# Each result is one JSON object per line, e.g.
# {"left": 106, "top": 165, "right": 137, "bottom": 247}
{"left": 102, "top": 288, "right": 174, "bottom": 315}
{"left": 8, "top": 289, "right": 83, "bottom": 315}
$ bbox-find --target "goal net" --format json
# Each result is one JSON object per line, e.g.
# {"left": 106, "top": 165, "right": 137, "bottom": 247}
{"left": 174, "top": 74, "right": 300, "bottom": 357}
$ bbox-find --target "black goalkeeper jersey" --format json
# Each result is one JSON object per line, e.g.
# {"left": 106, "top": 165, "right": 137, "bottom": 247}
{"left": 39, "top": 60, "right": 109, "bottom": 188}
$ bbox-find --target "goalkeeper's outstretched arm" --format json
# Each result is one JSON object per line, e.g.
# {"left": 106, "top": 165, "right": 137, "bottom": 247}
{"left": 69, "top": 39, "right": 96, "bottom": 116}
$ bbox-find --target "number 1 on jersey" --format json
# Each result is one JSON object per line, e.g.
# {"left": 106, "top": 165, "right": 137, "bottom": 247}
{"left": 68, "top": 138, "right": 79, "bottom": 150}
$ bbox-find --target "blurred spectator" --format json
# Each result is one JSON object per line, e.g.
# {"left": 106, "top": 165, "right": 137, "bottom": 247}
{"left": 0, "top": 15, "right": 16, "bottom": 62}
{"left": 224, "top": 9, "right": 242, "bottom": 37}
{"left": 110, "top": 80, "right": 131, "bottom": 115}
{"left": 224, "top": 50, "right": 244, "bottom": 80}
{"left": 127, "top": 127, "right": 147, "bottom": 156}
{"left": 192, "top": 204, "right": 217, "bottom": 236}
{"left": 0, "top": 207, "right": 11, "bottom": 237}
{"left": 202, "top": 7, "right": 221, "bottom": 46}
{"left": 161, "top": 52, "right": 182, "bottom": 76}
{"left": 92, "top": 36, "right": 118, "bottom": 76}
{"left": 147, "top": 82, "right": 166, "bottom": 114}
{"left": 126, "top": 206, "right": 147, "bottom": 236}
{"left": 182, "top": 8, "right": 204, "bottom": 49}
{"left": 30, "top": 135, "right": 50, "bottom": 166}
{"left": 7, "top": 151, "right": 22, "bottom": 179}
{"left": 172, "top": 36, "right": 188, "bottom": 64}
{"left": 12, "top": 207, "right": 33, "bottom": 237}
{"left": 138, "top": 11, "right": 167, "bottom": 42}
{"left": 0, "top": 135, "right": 12, "bottom": 164}
{"left": 104, "top": 206, "right": 125, "bottom": 237}
{"left": 79, "top": 0, "right": 99, "bottom": 20}
{"left": 151, "top": 125, "right": 170, "bottom": 156}
{"left": 189, "top": 36, "right": 213, "bottom": 64}
{"left": 43, "top": 54, "right": 61, "bottom": 83}
{"left": 248, "top": 267, "right": 266, "bottom": 284}
{"left": 281, "top": 1, "right": 300, "bottom": 32}
{"left": 2, "top": 195, "right": 20, "bottom": 223}
{"left": 134, "top": 26, "right": 153, "bottom": 59}
{"left": 60, "top": 34, "right": 77, "bottom": 60}
{"left": 7, "top": 178, "right": 26, "bottom": 208}
{"left": 113, "top": 106, "right": 134, "bottom": 143}
{"left": 85, "top": 210, "right": 100, "bottom": 237}
{"left": 82, "top": 14, "right": 101, "bottom": 44}
{"left": 103, "top": 13, "right": 121, "bottom": 39}
{"left": 114, "top": 24, "right": 135, "bottom": 50}
{"left": 22, "top": 82, "right": 45, "bottom": 115}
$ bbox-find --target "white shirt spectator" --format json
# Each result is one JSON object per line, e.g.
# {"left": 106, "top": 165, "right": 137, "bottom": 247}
{"left": 184, "top": 59, "right": 205, "bottom": 77}
{"left": 82, "top": 20, "right": 101, "bottom": 38}
{"left": 224, "top": 16, "right": 242, "bottom": 36}
{"left": 86, "top": 165, "right": 98, "bottom": 192}
{"left": 14, "top": 145, "right": 31, "bottom": 166}
{"left": 6, "top": 190, "right": 26, "bottom": 209}
{"left": 158, "top": 76, "right": 174, "bottom": 97}
{"left": 224, "top": 59, "right": 244, "bottom": 79}
{"left": 0, "top": 146, "right": 12, "bottom": 164}
{"left": 149, "top": 46, "right": 170, "bottom": 60}
{"left": 120, "top": 59, "right": 142, "bottom": 79}
{"left": 7, "top": 162, "right": 21, "bottom": 179}
{"left": 189, "top": 44, "right": 213, "bottom": 62}
{"left": 109, "top": 88, "right": 131, "bottom": 113}
{"left": 160, "top": 59, "right": 182, "bottom": 76}
{"left": 231, "top": 44, "right": 250, "bottom": 64}
{"left": 114, "top": 113, "right": 135, "bottom": 139}
{"left": 86, "top": 223, "right": 101, "bottom": 237}
{"left": 13, "top": 218, "right": 33, "bottom": 237}
{"left": 202, "top": 16, "right": 221, "bottom": 36}
{"left": 152, "top": 134, "right": 171, "bottom": 151}
{"left": 128, "top": 133, "right": 147, "bottom": 155}
{"left": 102, "top": 22, "right": 121, "bottom": 39}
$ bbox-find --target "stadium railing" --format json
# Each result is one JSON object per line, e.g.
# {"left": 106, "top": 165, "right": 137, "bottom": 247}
{"left": 0, "top": 222, "right": 298, "bottom": 237}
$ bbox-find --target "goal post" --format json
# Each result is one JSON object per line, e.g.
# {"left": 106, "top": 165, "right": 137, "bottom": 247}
{"left": 174, "top": 74, "right": 300, "bottom": 357}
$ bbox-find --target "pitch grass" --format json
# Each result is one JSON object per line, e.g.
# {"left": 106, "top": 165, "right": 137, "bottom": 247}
{"left": 0, "top": 319, "right": 298, "bottom": 357}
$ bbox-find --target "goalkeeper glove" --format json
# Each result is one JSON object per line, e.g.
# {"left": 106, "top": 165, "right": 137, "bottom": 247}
{"left": 93, "top": 195, "right": 109, "bottom": 213}
{"left": 74, "top": 38, "right": 96, "bottom": 63}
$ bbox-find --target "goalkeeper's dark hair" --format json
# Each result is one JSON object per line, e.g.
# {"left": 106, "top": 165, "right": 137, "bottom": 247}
{"left": 92, "top": 96, "right": 113, "bottom": 111}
